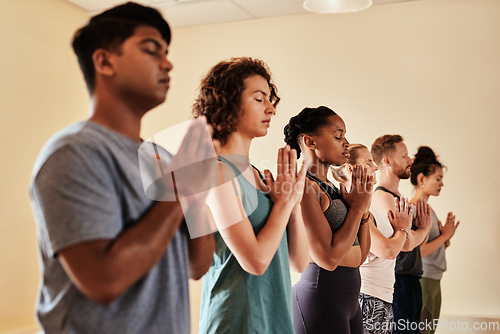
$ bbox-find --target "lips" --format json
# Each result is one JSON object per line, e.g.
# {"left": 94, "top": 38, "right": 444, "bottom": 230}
{"left": 159, "top": 77, "right": 170, "bottom": 86}
{"left": 262, "top": 119, "right": 271, "bottom": 126}
{"left": 343, "top": 151, "right": 350, "bottom": 158}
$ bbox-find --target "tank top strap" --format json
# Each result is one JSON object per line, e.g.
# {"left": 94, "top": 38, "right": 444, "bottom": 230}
{"left": 375, "top": 186, "right": 400, "bottom": 198}
{"left": 306, "top": 171, "right": 341, "bottom": 202}
{"left": 218, "top": 155, "right": 266, "bottom": 187}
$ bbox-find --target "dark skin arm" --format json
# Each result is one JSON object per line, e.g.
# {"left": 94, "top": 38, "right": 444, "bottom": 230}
{"left": 59, "top": 201, "right": 185, "bottom": 305}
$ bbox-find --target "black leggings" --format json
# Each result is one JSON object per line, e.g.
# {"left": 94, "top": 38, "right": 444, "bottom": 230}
{"left": 292, "top": 263, "right": 363, "bottom": 334}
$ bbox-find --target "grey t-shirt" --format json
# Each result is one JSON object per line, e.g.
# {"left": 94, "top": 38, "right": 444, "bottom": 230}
{"left": 421, "top": 211, "right": 447, "bottom": 280}
{"left": 30, "top": 121, "right": 190, "bottom": 333}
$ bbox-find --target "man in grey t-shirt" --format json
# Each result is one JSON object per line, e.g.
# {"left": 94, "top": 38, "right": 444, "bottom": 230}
{"left": 29, "top": 3, "right": 216, "bottom": 333}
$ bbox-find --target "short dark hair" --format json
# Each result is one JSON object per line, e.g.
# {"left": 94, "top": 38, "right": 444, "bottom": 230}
{"left": 192, "top": 57, "right": 280, "bottom": 145}
{"left": 370, "top": 134, "right": 404, "bottom": 166}
{"left": 72, "top": 2, "right": 171, "bottom": 93}
{"left": 284, "top": 106, "right": 337, "bottom": 159}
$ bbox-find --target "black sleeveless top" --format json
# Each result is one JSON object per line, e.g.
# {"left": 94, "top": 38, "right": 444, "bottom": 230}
{"left": 307, "top": 172, "right": 359, "bottom": 246}
{"left": 375, "top": 186, "right": 423, "bottom": 277}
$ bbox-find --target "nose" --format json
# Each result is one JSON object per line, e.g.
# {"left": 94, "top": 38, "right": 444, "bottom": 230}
{"left": 161, "top": 56, "right": 173, "bottom": 72}
{"left": 344, "top": 137, "right": 350, "bottom": 147}
{"left": 265, "top": 100, "right": 276, "bottom": 115}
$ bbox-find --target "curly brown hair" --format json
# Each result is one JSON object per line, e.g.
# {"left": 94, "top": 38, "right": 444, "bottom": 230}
{"left": 192, "top": 57, "right": 280, "bottom": 145}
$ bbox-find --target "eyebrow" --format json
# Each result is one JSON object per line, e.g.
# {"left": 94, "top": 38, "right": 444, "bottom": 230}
{"left": 253, "top": 90, "right": 268, "bottom": 96}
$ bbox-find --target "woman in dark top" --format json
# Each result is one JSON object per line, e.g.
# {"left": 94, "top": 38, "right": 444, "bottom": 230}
{"left": 284, "top": 106, "right": 373, "bottom": 334}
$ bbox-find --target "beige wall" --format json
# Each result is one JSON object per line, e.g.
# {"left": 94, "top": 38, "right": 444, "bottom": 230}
{"left": 1, "top": 0, "right": 499, "bottom": 332}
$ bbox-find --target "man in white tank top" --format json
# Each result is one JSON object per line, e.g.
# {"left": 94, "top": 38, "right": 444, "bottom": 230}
{"left": 359, "top": 135, "right": 430, "bottom": 334}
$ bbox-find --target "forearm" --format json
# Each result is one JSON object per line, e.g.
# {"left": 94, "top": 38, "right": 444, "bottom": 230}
{"left": 358, "top": 222, "right": 371, "bottom": 265}
{"left": 286, "top": 205, "right": 309, "bottom": 273}
{"left": 60, "top": 201, "right": 185, "bottom": 305}
{"left": 403, "top": 227, "right": 429, "bottom": 251}
{"left": 315, "top": 208, "right": 363, "bottom": 270}
{"left": 188, "top": 232, "right": 215, "bottom": 280}
{"left": 420, "top": 235, "right": 447, "bottom": 257}
{"left": 251, "top": 202, "right": 294, "bottom": 271}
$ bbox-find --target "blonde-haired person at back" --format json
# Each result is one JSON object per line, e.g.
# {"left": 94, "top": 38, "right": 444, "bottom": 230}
{"left": 340, "top": 144, "right": 412, "bottom": 334}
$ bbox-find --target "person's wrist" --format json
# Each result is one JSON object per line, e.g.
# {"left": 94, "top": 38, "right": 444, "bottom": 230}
{"left": 395, "top": 228, "right": 409, "bottom": 240}
{"left": 360, "top": 212, "right": 372, "bottom": 225}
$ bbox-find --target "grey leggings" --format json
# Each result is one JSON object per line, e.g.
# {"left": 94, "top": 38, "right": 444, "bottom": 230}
{"left": 292, "top": 263, "right": 363, "bottom": 334}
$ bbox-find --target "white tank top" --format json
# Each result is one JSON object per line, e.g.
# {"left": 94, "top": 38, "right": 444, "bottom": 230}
{"left": 359, "top": 206, "right": 398, "bottom": 303}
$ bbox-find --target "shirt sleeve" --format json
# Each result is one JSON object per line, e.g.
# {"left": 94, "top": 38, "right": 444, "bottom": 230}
{"left": 31, "top": 143, "right": 122, "bottom": 258}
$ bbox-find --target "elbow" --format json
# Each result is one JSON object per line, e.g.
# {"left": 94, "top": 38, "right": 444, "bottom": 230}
{"left": 317, "top": 257, "right": 340, "bottom": 272}
{"left": 242, "top": 258, "right": 270, "bottom": 276}
{"left": 190, "top": 265, "right": 210, "bottom": 280}
{"left": 290, "top": 258, "right": 309, "bottom": 274}
{"left": 81, "top": 281, "right": 122, "bottom": 306}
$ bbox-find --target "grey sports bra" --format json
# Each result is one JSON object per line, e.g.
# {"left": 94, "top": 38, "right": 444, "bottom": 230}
{"left": 306, "top": 171, "right": 359, "bottom": 246}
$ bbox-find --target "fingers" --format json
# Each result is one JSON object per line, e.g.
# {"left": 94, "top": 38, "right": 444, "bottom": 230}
{"left": 289, "top": 148, "right": 297, "bottom": 177}
{"left": 408, "top": 204, "right": 414, "bottom": 218}
{"left": 282, "top": 145, "right": 290, "bottom": 175}
{"left": 394, "top": 197, "right": 400, "bottom": 212}
{"left": 277, "top": 148, "right": 283, "bottom": 175}
{"left": 388, "top": 210, "right": 395, "bottom": 222}
{"left": 263, "top": 169, "right": 274, "bottom": 193}
{"left": 297, "top": 160, "right": 309, "bottom": 182}
{"left": 361, "top": 165, "right": 368, "bottom": 191}
{"left": 438, "top": 220, "right": 443, "bottom": 230}
{"left": 340, "top": 182, "right": 347, "bottom": 197}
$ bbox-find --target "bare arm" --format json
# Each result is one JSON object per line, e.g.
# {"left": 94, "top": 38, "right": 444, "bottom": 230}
{"left": 213, "top": 146, "right": 307, "bottom": 276}
{"left": 287, "top": 204, "right": 309, "bottom": 273}
{"left": 357, "top": 213, "right": 371, "bottom": 265}
{"left": 301, "top": 165, "right": 372, "bottom": 271}
{"left": 420, "top": 212, "right": 459, "bottom": 257}
{"left": 59, "top": 201, "right": 185, "bottom": 305}
{"left": 370, "top": 195, "right": 414, "bottom": 258}
{"left": 402, "top": 198, "right": 432, "bottom": 251}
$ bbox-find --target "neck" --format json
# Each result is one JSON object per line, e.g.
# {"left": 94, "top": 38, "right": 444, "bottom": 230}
{"left": 307, "top": 158, "right": 330, "bottom": 181}
{"left": 220, "top": 132, "right": 252, "bottom": 157}
{"left": 411, "top": 188, "right": 430, "bottom": 204}
{"left": 88, "top": 89, "right": 148, "bottom": 142}
{"left": 377, "top": 167, "right": 401, "bottom": 196}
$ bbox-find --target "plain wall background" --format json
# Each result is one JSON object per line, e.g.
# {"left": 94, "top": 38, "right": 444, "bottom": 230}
{"left": 1, "top": 0, "right": 499, "bottom": 332}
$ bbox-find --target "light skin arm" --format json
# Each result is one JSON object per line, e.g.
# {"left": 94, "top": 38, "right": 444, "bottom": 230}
{"left": 59, "top": 201, "right": 185, "bottom": 306}
{"left": 370, "top": 196, "right": 413, "bottom": 259}
{"left": 402, "top": 198, "right": 432, "bottom": 251}
{"left": 420, "top": 211, "right": 459, "bottom": 257}
{"left": 215, "top": 146, "right": 308, "bottom": 276}
{"left": 287, "top": 204, "right": 310, "bottom": 273}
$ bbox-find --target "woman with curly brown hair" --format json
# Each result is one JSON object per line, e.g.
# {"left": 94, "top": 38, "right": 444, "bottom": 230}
{"left": 193, "top": 57, "right": 309, "bottom": 334}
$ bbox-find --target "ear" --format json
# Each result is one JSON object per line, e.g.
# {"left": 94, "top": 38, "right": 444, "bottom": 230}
{"left": 92, "top": 48, "right": 117, "bottom": 77}
{"left": 417, "top": 173, "right": 425, "bottom": 187}
{"left": 346, "top": 164, "right": 354, "bottom": 173}
{"left": 382, "top": 155, "right": 391, "bottom": 167}
{"left": 303, "top": 135, "right": 316, "bottom": 150}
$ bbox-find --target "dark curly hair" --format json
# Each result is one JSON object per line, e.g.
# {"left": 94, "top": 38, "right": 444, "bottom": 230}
{"left": 370, "top": 134, "right": 404, "bottom": 166}
{"left": 283, "top": 106, "right": 337, "bottom": 159}
{"left": 192, "top": 57, "right": 280, "bottom": 145}
{"left": 410, "top": 146, "right": 445, "bottom": 186}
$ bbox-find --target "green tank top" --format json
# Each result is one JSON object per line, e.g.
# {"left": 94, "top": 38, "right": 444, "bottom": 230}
{"left": 199, "top": 155, "right": 293, "bottom": 334}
